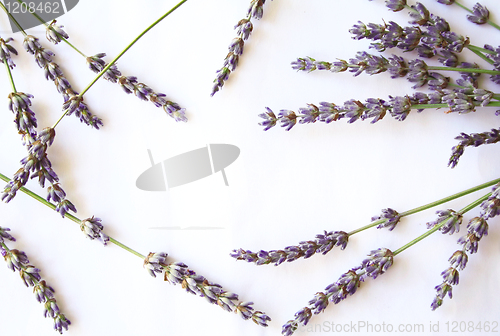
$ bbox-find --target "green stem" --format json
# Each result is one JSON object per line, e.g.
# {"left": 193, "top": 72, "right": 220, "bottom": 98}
{"left": 78, "top": 0, "right": 187, "bottom": 98}
{"left": 467, "top": 45, "right": 495, "bottom": 65}
{"left": 0, "top": 2, "right": 27, "bottom": 35}
{"left": 0, "top": 172, "right": 145, "bottom": 259}
{"left": 347, "top": 177, "right": 500, "bottom": 236}
{"left": 393, "top": 193, "right": 491, "bottom": 256}
{"left": 3, "top": 55, "right": 17, "bottom": 93}
{"left": 427, "top": 66, "right": 500, "bottom": 75}
{"left": 412, "top": 101, "right": 500, "bottom": 110}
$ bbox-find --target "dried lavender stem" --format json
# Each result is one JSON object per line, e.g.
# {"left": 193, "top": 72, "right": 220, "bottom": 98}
{"left": 0, "top": 172, "right": 145, "bottom": 258}
{"left": 426, "top": 65, "right": 500, "bottom": 75}
{"left": 51, "top": 0, "right": 188, "bottom": 129}
{"left": 393, "top": 193, "right": 491, "bottom": 256}
{"left": 2, "top": 54, "right": 16, "bottom": 92}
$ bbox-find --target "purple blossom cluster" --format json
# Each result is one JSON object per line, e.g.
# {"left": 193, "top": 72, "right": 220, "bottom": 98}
{"left": 80, "top": 217, "right": 109, "bottom": 245}
{"left": 2, "top": 91, "right": 76, "bottom": 217}
{"left": 0, "top": 226, "right": 71, "bottom": 333}
{"left": 282, "top": 248, "right": 394, "bottom": 336}
{"left": 45, "top": 20, "right": 69, "bottom": 45}
{"left": 431, "top": 183, "right": 500, "bottom": 310}
{"left": 0, "top": 36, "right": 18, "bottom": 69}
{"left": 23, "top": 35, "right": 103, "bottom": 129}
{"left": 230, "top": 230, "right": 349, "bottom": 266}
{"left": 211, "top": 0, "right": 272, "bottom": 96}
{"left": 143, "top": 251, "right": 271, "bottom": 326}
{"left": 448, "top": 128, "right": 500, "bottom": 168}
{"left": 371, "top": 208, "right": 401, "bottom": 231}
{"left": 259, "top": 84, "right": 494, "bottom": 132}
{"left": 86, "top": 53, "right": 187, "bottom": 122}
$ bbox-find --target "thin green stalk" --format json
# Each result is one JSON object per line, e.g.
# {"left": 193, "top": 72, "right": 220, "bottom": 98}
{"left": 427, "top": 66, "right": 500, "bottom": 75}
{"left": 347, "top": 177, "right": 500, "bottom": 236}
{"left": 51, "top": 0, "right": 187, "bottom": 129}
{"left": 412, "top": 101, "right": 500, "bottom": 110}
{"left": 467, "top": 45, "right": 495, "bottom": 65}
{"left": 3, "top": 56, "right": 17, "bottom": 93}
{"left": 393, "top": 193, "right": 491, "bottom": 256}
{"left": 0, "top": 172, "right": 145, "bottom": 259}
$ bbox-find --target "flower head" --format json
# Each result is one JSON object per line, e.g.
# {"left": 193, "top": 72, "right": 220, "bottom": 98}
{"left": 46, "top": 20, "right": 69, "bottom": 44}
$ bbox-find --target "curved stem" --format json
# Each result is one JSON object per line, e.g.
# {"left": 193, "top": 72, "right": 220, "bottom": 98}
{"left": 393, "top": 193, "right": 490, "bottom": 256}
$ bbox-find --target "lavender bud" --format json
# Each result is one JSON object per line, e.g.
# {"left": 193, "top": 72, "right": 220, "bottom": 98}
{"left": 409, "top": 2, "right": 430, "bottom": 25}
{"left": 0, "top": 227, "right": 16, "bottom": 243}
{"left": 0, "top": 37, "right": 18, "bottom": 69}
{"left": 360, "top": 248, "right": 394, "bottom": 280}
{"left": 458, "top": 233, "right": 480, "bottom": 254}
{"left": 387, "top": 55, "right": 408, "bottom": 78}
{"left": 235, "top": 19, "right": 253, "bottom": 40}
{"left": 80, "top": 217, "right": 108, "bottom": 245}
{"left": 46, "top": 20, "right": 69, "bottom": 44}
{"left": 291, "top": 57, "right": 316, "bottom": 72}
{"left": 388, "top": 95, "right": 412, "bottom": 121}
{"left": 385, "top": 0, "right": 406, "bottom": 11}
{"left": 427, "top": 72, "right": 449, "bottom": 90}
{"left": 426, "top": 209, "right": 462, "bottom": 235}
{"left": 407, "top": 59, "right": 429, "bottom": 88}
{"left": 467, "top": 3, "right": 489, "bottom": 24}
{"left": 372, "top": 208, "right": 401, "bottom": 231}
{"left": 467, "top": 217, "right": 488, "bottom": 239}
{"left": 298, "top": 104, "right": 319, "bottom": 124}
{"left": 438, "top": 50, "right": 458, "bottom": 67}
{"left": 144, "top": 252, "right": 168, "bottom": 277}
{"left": 343, "top": 99, "right": 365, "bottom": 123}
{"left": 278, "top": 110, "right": 297, "bottom": 131}
{"left": 437, "top": 0, "right": 454, "bottom": 4}
{"left": 318, "top": 102, "right": 341, "bottom": 123}
{"left": 441, "top": 267, "right": 459, "bottom": 285}
{"left": 448, "top": 250, "right": 468, "bottom": 270}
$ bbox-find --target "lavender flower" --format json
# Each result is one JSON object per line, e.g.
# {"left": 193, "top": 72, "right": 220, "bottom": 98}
{"left": 46, "top": 20, "right": 69, "bottom": 45}
{"left": 480, "top": 183, "right": 500, "bottom": 219}
{"left": 408, "top": 2, "right": 430, "bottom": 25}
{"left": 467, "top": 3, "right": 489, "bottom": 24}
{"left": 211, "top": 0, "right": 272, "bottom": 96}
{"left": 0, "top": 37, "right": 18, "bottom": 69}
{"left": 282, "top": 248, "right": 394, "bottom": 335}
{"left": 144, "top": 252, "right": 168, "bottom": 277}
{"left": 231, "top": 230, "right": 349, "bottom": 266}
{"left": 0, "top": 227, "right": 70, "bottom": 333}
{"left": 371, "top": 208, "right": 401, "bottom": 231}
{"left": 80, "top": 217, "right": 109, "bottom": 245}
{"left": 426, "top": 209, "right": 462, "bottom": 235}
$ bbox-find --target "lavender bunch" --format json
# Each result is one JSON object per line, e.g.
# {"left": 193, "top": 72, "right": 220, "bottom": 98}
{"left": 264, "top": 0, "right": 500, "bottom": 170}
{"left": 211, "top": 0, "right": 272, "bottom": 96}
{"left": 282, "top": 248, "right": 394, "bottom": 336}
{"left": 0, "top": 226, "right": 71, "bottom": 333}
{"left": 431, "top": 182, "right": 500, "bottom": 310}
{"left": 143, "top": 252, "right": 271, "bottom": 326}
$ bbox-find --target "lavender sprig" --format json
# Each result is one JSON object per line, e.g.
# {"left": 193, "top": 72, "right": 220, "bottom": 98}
{"left": 211, "top": 0, "right": 272, "bottom": 96}
{"left": 142, "top": 253, "right": 271, "bottom": 326}
{"left": 0, "top": 226, "right": 71, "bottom": 333}
{"left": 282, "top": 248, "right": 394, "bottom": 336}
{"left": 231, "top": 231, "right": 349, "bottom": 266}
{"left": 0, "top": 171, "right": 270, "bottom": 326}
{"left": 259, "top": 91, "right": 500, "bottom": 131}
{"left": 86, "top": 54, "right": 187, "bottom": 122}
{"left": 431, "top": 184, "right": 499, "bottom": 310}
{"left": 448, "top": 128, "right": 500, "bottom": 168}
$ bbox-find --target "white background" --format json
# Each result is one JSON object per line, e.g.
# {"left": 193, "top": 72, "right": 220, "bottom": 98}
{"left": 1, "top": 0, "right": 500, "bottom": 335}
